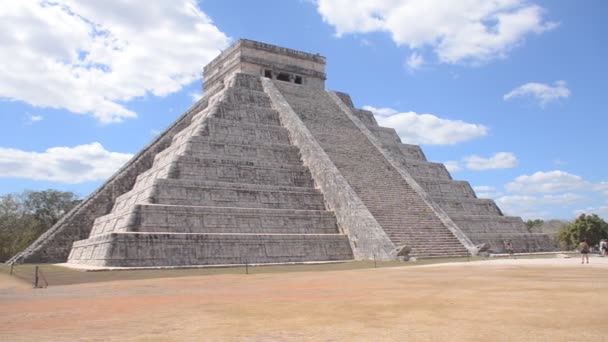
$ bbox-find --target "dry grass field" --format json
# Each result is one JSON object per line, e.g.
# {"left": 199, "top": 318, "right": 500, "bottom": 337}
{"left": 1, "top": 256, "right": 607, "bottom": 341}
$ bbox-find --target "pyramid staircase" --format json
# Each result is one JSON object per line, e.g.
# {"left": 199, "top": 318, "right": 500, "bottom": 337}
{"left": 350, "top": 107, "right": 555, "bottom": 253}
{"left": 67, "top": 74, "right": 353, "bottom": 267}
{"left": 274, "top": 82, "right": 470, "bottom": 258}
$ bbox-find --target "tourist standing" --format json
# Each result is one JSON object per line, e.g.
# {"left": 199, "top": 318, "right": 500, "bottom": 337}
{"left": 505, "top": 240, "right": 514, "bottom": 258}
{"left": 579, "top": 239, "right": 590, "bottom": 264}
{"left": 600, "top": 239, "right": 607, "bottom": 257}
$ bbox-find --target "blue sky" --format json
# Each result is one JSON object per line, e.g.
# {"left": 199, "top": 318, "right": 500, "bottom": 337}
{"left": 1, "top": 0, "right": 606, "bottom": 220}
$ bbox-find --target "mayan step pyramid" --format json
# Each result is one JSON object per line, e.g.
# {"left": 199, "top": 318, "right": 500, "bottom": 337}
{"left": 9, "top": 39, "right": 554, "bottom": 267}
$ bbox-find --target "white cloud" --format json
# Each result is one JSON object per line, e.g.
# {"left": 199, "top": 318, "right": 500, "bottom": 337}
{"left": 594, "top": 182, "right": 608, "bottom": 196}
{"left": 504, "top": 80, "right": 570, "bottom": 106}
{"left": 25, "top": 113, "right": 43, "bottom": 124}
{"left": 443, "top": 161, "right": 461, "bottom": 173}
{"left": 316, "top": 0, "right": 557, "bottom": 64}
{"left": 574, "top": 206, "right": 608, "bottom": 220}
{"left": 189, "top": 90, "right": 203, "bottom": 103}
{"left": 496, "top": 193, "right": 588, "bottom": 219}
{"left": 473, "top": 185, "right": 496, "bottom": 193}
{"left": 364, "top": 106, "right": 398, "bottom": 117}
{"left": 491, "top": 170, "right": 608, "bottom": 219}
{"left": 552, "top": 158, "right": 567, "bottom": 166}
{"left": 473, "top": 185, "right": 504, "bottom": 199}
{"left": 0, "top": 143, "right": 133, "bottom": 183}
{"left": 405, "top": 52, "right": 424, "bottom": 71}
{"left": 0, "top": 1, "right": 229, "bottom": 124}
{"left": 364, "top": 105, "right": 487, "bottom": 145}
{"left": 464, "top": 152, "right": 518, "bottom": 170}
{"left": 506, "top": 170, "right": 588, "bottom": 194}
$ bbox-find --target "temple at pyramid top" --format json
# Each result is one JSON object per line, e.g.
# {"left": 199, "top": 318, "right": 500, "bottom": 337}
{"left": 203, "top": 39, "right": 327, "bottom": 91}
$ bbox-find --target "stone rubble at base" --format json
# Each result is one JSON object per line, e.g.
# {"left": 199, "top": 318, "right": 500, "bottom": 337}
{"left": 9, "top": 39, "right": 555, "bottom": 267}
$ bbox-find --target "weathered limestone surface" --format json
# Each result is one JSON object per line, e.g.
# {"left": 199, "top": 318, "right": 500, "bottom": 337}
{"left": 68, "top": 233, "right": 351, "bottom": 267}
{"left": 67, "top": 73, "right": 353, "bottom": 267}
{"left": 12, "top": 39, "right": 554, "bottom": 266}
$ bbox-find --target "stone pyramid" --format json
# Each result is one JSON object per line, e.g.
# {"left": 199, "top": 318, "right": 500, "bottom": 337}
{"left": 9, "top": 40, "right": 554, "bottom": 267}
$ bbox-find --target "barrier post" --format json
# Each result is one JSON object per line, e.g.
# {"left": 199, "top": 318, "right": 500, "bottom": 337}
{"left": 34, "top": 266, "right": 39, "bottom": 288}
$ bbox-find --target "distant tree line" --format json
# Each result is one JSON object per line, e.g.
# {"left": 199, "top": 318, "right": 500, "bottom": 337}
{"left": 526, "top": 214, "right": 608, "bottom": 250}
{"left": 0, "top": 190, "right": 80, "bottom": 262}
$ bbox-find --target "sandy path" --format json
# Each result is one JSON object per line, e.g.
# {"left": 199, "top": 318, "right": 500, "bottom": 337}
{"left": 1, "top": 257, "right": 607, "bottom": 341}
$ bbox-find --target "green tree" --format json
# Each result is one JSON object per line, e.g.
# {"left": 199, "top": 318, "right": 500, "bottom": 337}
{"left": 525, "top": 219, "right": 544, "bottom": 232}
{"left": 23, "top": 190, "right": 80, "bottom": 227}
{"left": 557, "top": 214, "right": 608, "bottom": 250}
{"left": 0, "top": 190, "right": 80, "bottom": 262}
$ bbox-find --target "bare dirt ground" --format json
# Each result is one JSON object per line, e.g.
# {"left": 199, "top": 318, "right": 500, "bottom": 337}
{"left": 1, "top": 256, "right": 607, "bottom": 341}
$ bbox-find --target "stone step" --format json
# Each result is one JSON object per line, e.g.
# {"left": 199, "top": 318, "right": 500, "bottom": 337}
{"left": 151, "top": 179, "right": 327, "bottom": 210}
{"left": 67, "top": 232, "right": 354, "bottom": 267}
{"left": 171, "top": 156, "right": 314, "bottom": 187}
{"left": 386, "top": 233, "right": 465, "bottom": 241}
{"left": 91, "top": 205, "right": 339, "bottom": 236}
{"left": 409, "top": 250, "right": 471, "bottom": 258}
{"left": 450, "top": 215, "right": 529, "bottom": 235}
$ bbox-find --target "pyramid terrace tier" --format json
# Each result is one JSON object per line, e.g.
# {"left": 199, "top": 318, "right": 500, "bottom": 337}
{"left": 170, "top": 155, "right": 316, "bottom": 187}
{"left": 459, "top": 231, "right": 556, "bottom": 253}
{"left": 212, "top": 104, "right": 282, "bottom": 126}
{"left": 449, "top": 215, "right": 557, "bottom": 252}
{"left": 392, "top": 158, "right": 453, "bottom": 180}
{"left": 67, "top": 232, "right": 353, "bottom": 267}
{"left": 414, "top": 177, "right": 477, "bottom": 199}
{"left": 220, "top": 86, "right": 275, "bottom": 109}
{"left": 89, "top": 205, "right": 340, "bottom": 236}
{"left": 185, "top": 118, "right": 293, "bottom": 146}
{"left": 367, "top": 126, "right": 403, "bottom": 146}
{"left": 432, "top": 197, "right": 503, "bottom": 216}
{"left": 178, "top": 139, "right": 304, "bottom": 166}
{"left": 350, "top": 108, "right": 378, "bottom": 127}
{"left": 385, "top": 143, "right": 427, "bottom": 161}
{"left": 149, "top": 180, "right": 328, "bottom": 210}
